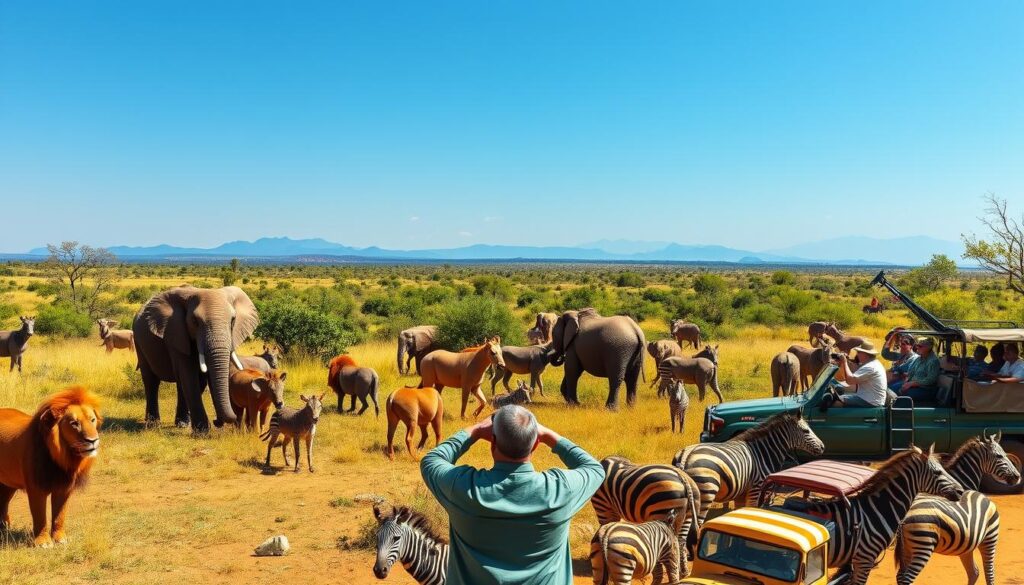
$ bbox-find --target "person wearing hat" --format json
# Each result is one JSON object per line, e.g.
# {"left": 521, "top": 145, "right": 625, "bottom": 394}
{"left": 899, "top": 337, "right": 941, "bottom": 402}
{"left": 831, "top": 340, "right": 888, "bottom": 407}
{"left": 420, "top": 405, "right": 605, "bottom": 585}
{"left": 882, "top": 329, "right": 918, "bottom": 391}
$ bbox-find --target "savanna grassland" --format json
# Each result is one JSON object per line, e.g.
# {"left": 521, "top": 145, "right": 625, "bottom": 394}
{"left": 1, "top": 261, "right": 1023, "bottom": 584}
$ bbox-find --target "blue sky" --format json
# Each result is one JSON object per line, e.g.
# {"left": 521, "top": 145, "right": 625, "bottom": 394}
{"left": 1, "top": 1, "right": 1021, "bottom": 253}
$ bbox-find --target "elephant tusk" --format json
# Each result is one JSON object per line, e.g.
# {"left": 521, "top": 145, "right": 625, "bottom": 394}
{"left": 231, "top": 351, "right": 244, "bottom": 370}
{"left": 198, "top": 351, "right": 209, "bottom": 374}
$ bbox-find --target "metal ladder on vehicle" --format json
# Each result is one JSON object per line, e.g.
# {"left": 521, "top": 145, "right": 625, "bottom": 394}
{"left": 890, "top": 395, "right": 915, "bottom": 454}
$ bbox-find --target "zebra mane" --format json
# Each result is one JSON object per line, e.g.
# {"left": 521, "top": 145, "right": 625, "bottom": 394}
{"left": 850, "top": 449, "right": 925, "bottom": 498}
{"left": 939, "top": 437, "right": 983, "bottom": 469}
{"left": 733, "top": 411, "right": 799, "bottom": 442}
{"left": 389, "top": 506, "right": 448, "bottom": 545}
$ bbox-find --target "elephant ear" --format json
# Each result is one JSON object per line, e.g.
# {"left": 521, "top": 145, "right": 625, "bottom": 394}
{"left": 141, "top": 290, "right": 191, "bottom": 355}
{"left": 562, "top": 312, "right": 580, "bottom": 354}
{"left": 224, "top": 287, "right": 259, "bottom": 348}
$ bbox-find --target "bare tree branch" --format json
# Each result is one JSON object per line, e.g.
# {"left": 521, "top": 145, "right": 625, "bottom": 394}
{"left": 963, "top": 194, "right": 1024, "bottom": 295}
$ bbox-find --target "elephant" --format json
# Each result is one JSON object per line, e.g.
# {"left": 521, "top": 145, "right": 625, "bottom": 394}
{"left": 489, "top": 344, "right": 552, "bottom": 396}
{"left": 548, "top": 309, "right": 646, "bottom": 409}
{"left": 807, "top": 321, "right": 830, "bottom": 348}
{"left": 670, "top": 320, "right": 701, "bottom": 349}
{"left": 133, "top": 285, "right": 258, "bottom": 432}
{"left": 527, "top": 312, "right": 558, "bottom": 345}
{"left": 786, "top": 343, "right": 834, "bottom": 391}
{"left": 396, "top": 325, "right": 438, "bottom": 375}
{"left": 770, "top": 351, "right": 800, "bottom": 397}
{"left": 647, "top": 339, "right": 684, "bottom": 387}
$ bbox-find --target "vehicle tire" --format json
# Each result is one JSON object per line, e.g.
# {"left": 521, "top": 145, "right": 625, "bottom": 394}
{"left": 982, "top": 438, "right": 1024, "bottom": 495}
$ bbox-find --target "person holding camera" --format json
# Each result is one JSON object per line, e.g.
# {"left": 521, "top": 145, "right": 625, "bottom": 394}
{"left": 828, "top": 341, "right": 888, "bottom": 408}
{"left": 420, "top": 405, "right": 605, "bottom": 585}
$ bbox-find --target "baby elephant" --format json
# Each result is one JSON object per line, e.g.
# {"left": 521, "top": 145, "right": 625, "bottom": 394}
{"left": 590, "top": 511, "right": 680, "bottom": 585}
{"left": 492, "top": 380, "right": 532, "bottom": 408}
{"left": 770, "top": 351, "right": 800, "bottom": 397}
{"left": 261, "top": 393, "right": 323, "bottom": 473}
{"left": 229, "top": 368, "right": 287, "bottom": 432}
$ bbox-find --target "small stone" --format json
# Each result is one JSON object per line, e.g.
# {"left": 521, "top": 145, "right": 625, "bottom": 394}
{"left": 353, "top": 493, "right": 385, "bottom": 504}
{"left": 254, "top": 535, "right": 290, "bottom": 557}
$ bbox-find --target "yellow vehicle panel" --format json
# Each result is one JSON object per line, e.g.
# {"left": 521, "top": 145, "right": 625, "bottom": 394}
{"left": 701, "top": 507, "right": 828, "bottom": 552}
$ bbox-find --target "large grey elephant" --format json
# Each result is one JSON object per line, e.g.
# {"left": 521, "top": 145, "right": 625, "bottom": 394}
{"left": 670, "top": 320, "right": 701, "bottom": 349}
{"left": 396, "top": 325, "right": 437, "bottom": 375}
{"left": 133, "top": 286, "right": 258, "bottom": 432}
{"left": 548, "top": 309, "right": 646, "bottom": 409}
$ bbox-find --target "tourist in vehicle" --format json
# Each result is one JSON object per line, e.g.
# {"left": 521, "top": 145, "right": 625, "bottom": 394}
{"left": 982, "top": 343, "right": 1024, "bottom": 384}
{"left": 882, "top": 331, "right": 918, "bottom": 391}
{"left": 944, "top": 345, "right": 989, "bottom": 380}
{"left": 829, "top": 341, "right": 887, "bottom": 408}
{"left": 987, "top": 342, "right": 1007, "bottom": 373}
{"left": 899, "top": 337, "right": 941, "bottom": 402}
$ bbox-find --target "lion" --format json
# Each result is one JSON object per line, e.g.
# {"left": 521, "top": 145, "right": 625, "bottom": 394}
{"left": 0, "top": 386, "right": 101, "bottom": 547}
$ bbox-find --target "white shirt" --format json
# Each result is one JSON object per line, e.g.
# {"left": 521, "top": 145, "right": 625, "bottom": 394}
{"left": 851, "top": 359, "right": 888, "bottom": 406}
{"left": 997, "top": 358, "right": 1024, "bottom": 381}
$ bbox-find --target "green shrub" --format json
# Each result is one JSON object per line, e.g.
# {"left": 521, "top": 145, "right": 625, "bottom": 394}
{"left": 26, "top": 281, "right": 61, "bottom": 297}
{"left": 558, "top": 286, "right": 614, "bottom": 315}
{"left": 731, "top": 289, "right": 755, "bottom": 309}
{"left": 435, "top": 296, "right": 522, "bottom": 351}
{"left": 36, "top": 303, "right": 93, "bottom": 338}
{"left": 254, "top": 300, "right": 359, "bottom": 361}
{"left": 917, "top": 290, "right": 978, "bottom": 325}
{"left": 793, "top": 301, "right": 861, "bottom": 330}
{"left": 693, "top": 273, "right": 727, "bottom": 296}
{"left": 771, "top": 271, "right": 797, "bottom": 286}
{"left": 614, "top": 272, "right": 645, "bottom": 287}
{"left": 809, "top": 277, "right": 840, "bottom": 294}
{"left": 742, "top": 303, "right": 785, "bottom": 326}
{"left": 471, "top": 276, "right": 515, "bottom": 301}
{"left": 0, "top": 302, "right": 18, "bottom": 323}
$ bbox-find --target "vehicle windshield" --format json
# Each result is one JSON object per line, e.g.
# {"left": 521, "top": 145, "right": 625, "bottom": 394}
{"left": 698, "top": 529, "right": 801, "bottom": 582}
{"left": 799, "top": 365, "right": 838, "bottom": 404}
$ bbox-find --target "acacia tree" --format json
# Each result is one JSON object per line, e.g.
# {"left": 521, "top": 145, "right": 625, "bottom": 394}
{"left": 45, "top": 241, "right": 117, "bottom": 317}
{"left": 963, "top": 194, "right": 1024, "bottom": 295}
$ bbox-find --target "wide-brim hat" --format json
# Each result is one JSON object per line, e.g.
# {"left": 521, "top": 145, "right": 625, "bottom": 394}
{"left": 853, "top": 341, "right": 879, "bottom": 355}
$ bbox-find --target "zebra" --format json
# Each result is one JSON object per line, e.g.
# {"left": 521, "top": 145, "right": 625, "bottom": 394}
{"left": 260, "top": 393, "right": 323, "bottom": 473}
{"left": 491, "top": 380, "right": 531, "bottom": 408}
{"left": 372, "top": 504, "right": 448, "bottom": 585}
{"left": 672, "top": 411, "right": 824, "bottom": 528}
{"left": 811, "top": 445, "right": 964, "bottom": 585}
{"left": 665, "top": 379, "right": 688, "bottom": 434}
{"left": 590, "top": 511, "right": 680, "bottom": 585}
{"left": 591, "top": 456, "right": 700, "bottom": 574}
{"left": 894, "top": 433, "right": 1022, "bottom": 585}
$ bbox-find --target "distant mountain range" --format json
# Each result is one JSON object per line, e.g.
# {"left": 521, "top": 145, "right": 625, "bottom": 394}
{"left": 17, "top": 235, "right": 965, "bottom": 266}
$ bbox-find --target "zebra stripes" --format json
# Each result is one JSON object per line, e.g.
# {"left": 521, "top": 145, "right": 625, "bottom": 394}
{"left": 590, "top": 514, "right": 680, "bottom": 585}
{"left": 673, "top": 411, "right": 824, "bottom": 526}
{"left": 666, "top": 380, "right": 688, "bottom": 434}
{"left": 372, "top": 505, "right": 448, "bottom": 585}
{"left": 811, "top": 446, "right": 964, "bottom": 585}
{"left": 591, "top": 456, "right": 700, "bottom": 575}
{"left": 894, "top": 434, "right": 1022, "bottom": 585}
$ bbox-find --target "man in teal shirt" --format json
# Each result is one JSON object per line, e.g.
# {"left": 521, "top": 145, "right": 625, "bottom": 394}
{"left": 420, "top": 405, "right": 605, "bottom": 585}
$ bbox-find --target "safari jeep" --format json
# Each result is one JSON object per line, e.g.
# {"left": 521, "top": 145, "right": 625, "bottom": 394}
{"left": 681, "top": 507, "right": 839, "bottom": 585}
{"left": 699, "top": 271, "right": 1024, "bottom": 494}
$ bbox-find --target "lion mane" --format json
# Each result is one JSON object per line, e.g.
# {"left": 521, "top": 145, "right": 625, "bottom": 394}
{"left": 30, "top": 386, "right": 102, "bottom": 493}
{"left": 327, "top": 355, "right": 358, "bottom": 395}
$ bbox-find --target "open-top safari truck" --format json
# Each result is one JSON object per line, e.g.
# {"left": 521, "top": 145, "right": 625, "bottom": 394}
{"left": 699, "top": 271, "right": 1024, "bottom": 493}
{"left": 681, "top": 461, "right": 873, "bottom": 585}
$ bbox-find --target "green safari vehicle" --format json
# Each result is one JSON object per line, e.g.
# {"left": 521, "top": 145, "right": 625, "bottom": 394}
{"left": 699, "top": 271, "right": 1024, "bottom": 494}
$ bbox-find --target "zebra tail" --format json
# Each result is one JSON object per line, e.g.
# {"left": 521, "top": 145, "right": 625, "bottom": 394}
{"left": 893, "top": 528, "right": 904, "bottom": 573}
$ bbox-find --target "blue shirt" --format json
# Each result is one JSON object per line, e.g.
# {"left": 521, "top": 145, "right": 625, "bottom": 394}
{"left": 420, "top": 430, "right": 605, "bottom": 585}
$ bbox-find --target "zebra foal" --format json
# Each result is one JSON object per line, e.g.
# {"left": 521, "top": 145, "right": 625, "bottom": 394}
{"left": 260, "top": 393, "right": 323, "bottom": 473}
{"left": 590, "top": 512, "right": 680, "bottom": 585}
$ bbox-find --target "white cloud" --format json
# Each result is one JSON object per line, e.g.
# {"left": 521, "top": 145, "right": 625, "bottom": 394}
{"left": 409, "top": 216, "right": 420, "bottom": 222}
{"left": 483, "top": 216, "right": 501, "bottom": 223}
{"left": 458, "top": 231, "right": 473, "bottom": 237}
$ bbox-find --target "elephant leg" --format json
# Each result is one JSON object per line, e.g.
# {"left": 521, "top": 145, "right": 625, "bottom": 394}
{"left": 606, "top": 377, "right": 624, "bottom": 410}
{"left": 174, "top": 358, "right": 210, "bottom": 432}
{"left": 173, "top": 382, "right": 191, "bottom": 428}
{"left": 140, "top": 361, "right": 162, "bottom": 423}
{"left": 625, "top": 356, "right": 641, "bottom": 407}
{"left": 357, "top": 394, "right": 369, "bottom": 415}
{"left": 561, "top": 358, "right": 582, "bottom": 405}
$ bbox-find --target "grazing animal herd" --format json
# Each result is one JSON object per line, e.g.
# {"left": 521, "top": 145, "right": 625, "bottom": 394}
{"left": 0, "top": 285, "right": 1021, "bottom": 585}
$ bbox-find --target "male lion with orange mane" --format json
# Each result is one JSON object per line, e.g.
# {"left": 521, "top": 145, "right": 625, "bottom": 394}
{"left": 0, "top": 386, "right": 101, "bottom": 547}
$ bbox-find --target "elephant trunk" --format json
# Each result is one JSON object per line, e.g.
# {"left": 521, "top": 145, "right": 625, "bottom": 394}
{"left": 549, "top": 350, "right": 565, "bottom": 367}
{"left": 200, "top": 335, "right": 237, "bottom": 427}
{"left": 397, "top": 338, "right": 407, "bottom": 375}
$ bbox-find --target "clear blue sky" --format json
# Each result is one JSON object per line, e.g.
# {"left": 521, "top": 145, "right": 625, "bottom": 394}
{"left": 1, "top": 1, "right": 1021, "bottom": 253}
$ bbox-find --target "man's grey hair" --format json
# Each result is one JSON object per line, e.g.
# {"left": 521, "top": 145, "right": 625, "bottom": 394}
{"left": 493, "top": 405, "right": 538, "bottom": 459}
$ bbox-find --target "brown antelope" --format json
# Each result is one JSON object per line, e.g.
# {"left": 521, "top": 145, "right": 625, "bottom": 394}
{"left": 418, "top": 337, "right": 505, "bottom": 418}
{"left": 97, "top": 319, "right": 135, "bottom": 354}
